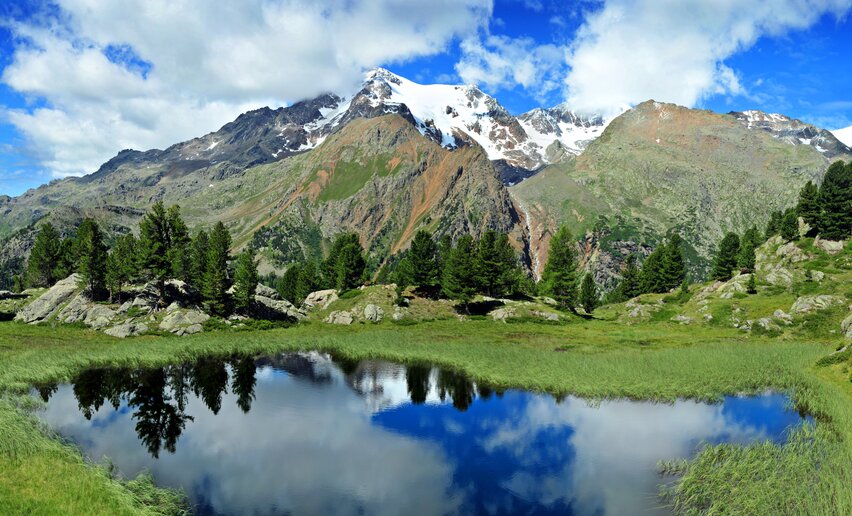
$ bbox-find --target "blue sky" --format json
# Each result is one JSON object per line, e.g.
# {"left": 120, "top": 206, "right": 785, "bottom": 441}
{"left": 1, "top": 0, "right": 851, "bottom": 196}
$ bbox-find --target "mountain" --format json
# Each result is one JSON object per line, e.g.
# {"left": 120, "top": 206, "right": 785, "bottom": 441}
{"left": 1, "top": 71, "right": 848, "bottom": 290}
{"left": 832, "top": 126, "right": 852, "bottom": 147}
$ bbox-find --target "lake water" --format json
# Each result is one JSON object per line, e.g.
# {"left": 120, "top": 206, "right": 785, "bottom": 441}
{"left": 35, "top": 352, "right": 808, "bottom": 515}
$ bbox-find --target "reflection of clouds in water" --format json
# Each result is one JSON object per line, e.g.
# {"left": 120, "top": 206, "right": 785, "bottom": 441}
{"left": 41, "top": 374, "right": 462, "bottom": 516}
{"left": 480, "top": 396, "right": 774, "bottom": 516}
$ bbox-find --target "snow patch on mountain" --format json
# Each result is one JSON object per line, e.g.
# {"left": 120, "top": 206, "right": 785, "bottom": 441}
{"left": 730, "top": 110, "right": 852, "bottom": 159}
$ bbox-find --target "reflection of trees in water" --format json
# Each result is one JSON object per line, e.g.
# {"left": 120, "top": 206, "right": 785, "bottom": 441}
{"left": 54, "top": 356, "right": 261, "bottom": 458}
{"left": 406, "top": 364, "right": 431, "bottom": 405}
{"left": 437, "top": 369, "right": 475, "bottom": 412}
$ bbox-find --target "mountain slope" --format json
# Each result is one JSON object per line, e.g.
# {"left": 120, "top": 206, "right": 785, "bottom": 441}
{"left": 832, "top": 126, "right": 852, "bottom": 147}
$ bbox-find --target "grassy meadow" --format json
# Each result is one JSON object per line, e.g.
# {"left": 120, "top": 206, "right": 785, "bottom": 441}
{"left": 0, "top": 312, "right": 850, "bottom": 514}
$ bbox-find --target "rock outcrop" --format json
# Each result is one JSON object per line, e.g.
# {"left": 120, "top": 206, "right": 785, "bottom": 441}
{"left": 363, "top": 304, "right": 384, "bottom": 323}
{"left": 251, "top": 295, "right": 305, "bottom": 321}
{"left": 15, "top": 274, "right": 81, "bottom": 323}
{"left": 159, "top": 309, "right": 210, "bottom": 335}
{"left": 325, "top": 310, "right": 354, "bottom": 325}
{"left": 790, "top": 295, "right": 844, "bottom": 315}
{"left": 304, "top": 290, "right": 339, "bottom": 310}
{"left": 105, "top": 322, "right": 149, "bottom": 338}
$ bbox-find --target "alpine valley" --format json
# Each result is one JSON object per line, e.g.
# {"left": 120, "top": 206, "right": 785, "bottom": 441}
{"left": 1, "top": 68, "right": 849, "bottom": 288}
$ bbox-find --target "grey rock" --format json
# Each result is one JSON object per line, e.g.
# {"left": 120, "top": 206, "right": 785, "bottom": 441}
{"left": 703, "top": 314, "right": 713, "bottom": 322}
{"left": 671, "top": 314, "right": 694, "bottom": 324}
{"left": 755, "top": 317, "right": 781, "bottom": 332}
{"left": 15, "top": 274, "right": 81, "bottom": 323}
{"left": 772, "top": 309, "right": 794, "bottom": 325}
{"left": 325, "top": 310, "right": 354, "bottom": 325}
{"left": 363, "top": 304, "right": 384, "bottom": 322}
{"left": 85, "top": 305, "right": 117, "bottom": 329}
{"left": 491, "top": 307, "right": 516, "bottom": 322}
{"left": 57, "top": 293, "right": 90, "bottom": 323}
{"left": 717, "top": 274, "right": 750, "bottom": 299}
{"left": 532, "top": 310, "right": 559, "bottom": 321}
{"left": 251, "top": 295, "right": 305, "bottom": 321}
{"left": 841, "top": 312, "right": 852, "bottom": 339}
{"left": 160, "top": 309, "right": 210, "bottom": 334}
{"left": 790, "top": 295, "right": 844, "bottom": 315}
{"left": 116, "top": 301, "right": 132, "bottom": 314}
{"left": 814, "top": 237, "right": 844, "bottom": 255}
{"left": 105, "top": 322, "right": 149, "bottom": 338}
{"left": 392, "top": 307, "right": 406, "bottom": 321}
{"left": 303, "top": 289, "right": 339, "bottom": 310}
{"left": 255, "top": 284, "right": 280, "bottom": 299}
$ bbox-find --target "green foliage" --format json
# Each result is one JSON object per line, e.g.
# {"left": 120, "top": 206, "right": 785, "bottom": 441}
{"left": 323, "top": 233, "right": 366, "bottom": 291}
{"left": 277, "top": 264, "right": 301, "bottom": 305}
{"left": 106, "top": 234, "right": 139, "bottom": 302}
{"left": 818, "top": 160, "right": 851, "bottom": 240}
{"left": 189, "top": 230, "right": 209, "bottom": 292}
{"left": 609, "top": 254, "right": 642, "bottom": 303}
{"left": 659, "top": 234, "right": 686, "bottom": 292}
{"left": 203, "top": 222, "right": 232, "bottom": 316}
{"left": 639, "top": 245, "right": 665, "bottom": 293}
{"left": 747, "top": 273, "right": 757, "bottom": 294}
{"left": 780, "top": 208, "right": 799, "bottom": 242}
{"left": 409, "top": 230, "right": 440, "bottom": 292}
{"left": 579, "top": 273, "right": 598, "bottom": 314}
{"left": 167, "top": 205, "right": 191, "bottom": 282}
{"left": 139, "top": 201, "right": 173, "bottom": 305}
{"left": 232, "top": 247, "right": 258, "bottom": 312}
{"left": 765, "top": 210, "right": 783, "bottom": 239}
{"left": 75, "top": 218, "right": 108, "bottom": 300}
{"left": 394, "top": 256, "right": 414, "bottom": 290}
{"left": 441, "top": 234, "right": 478, "bottom": 308}
{"left": 26, "top": 223, "right": 61, "bottom": 288}
{"left": 475, "top": 230, "right": 519, "bottom": 298}
{"left": 737, "top": 226, "right": 761, "bottom": 271}
{"left": 541, "top": 226, "right": 578, "bottom": 311}
{"left": 796, "top": 180, "right": 821, "bottom": 236}
{"left": 711, "top": 232, "right": 740, "bottom": 281}
{"left": 296, "top": 260, "right": 320, "bottom": 303}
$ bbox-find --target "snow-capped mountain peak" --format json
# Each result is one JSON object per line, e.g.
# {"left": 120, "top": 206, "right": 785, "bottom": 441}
{"left": 729, "top": 110, "right": 851, "bottom": 158}
{"left": 832, "top": 126, "right": 852, "bottom": 148}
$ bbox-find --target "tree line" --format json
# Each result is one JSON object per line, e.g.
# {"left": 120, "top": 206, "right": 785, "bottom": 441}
{"left": 24, "top": 201, "right": 260, "bottom": 315}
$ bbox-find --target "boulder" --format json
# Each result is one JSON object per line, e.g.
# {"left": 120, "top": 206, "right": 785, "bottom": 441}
{"left": 160, "top": 309, "right": 210, "bottom": 335}
{"left": 841, "top": 312, "right": 852, "bottom": 339}
{"left": 251, "top": 295, "right": 305, "bottom": 321}
{"left": 255, "top": 284, "right": 280, "bottom": 300}
{"left": 671, "top": 314, "right": 694, "bottom": 325}
{"left": 814, "top": 237, "right": 844, "bottom": 255}
{"left": 325, "top": 310, "right": 353, "bottom": 325}
{"left": 105, "top": 322, "right": 149, "bottom": 338}
{"left": 363, "top": 304, "right": 384, "bottom": 322}
{"left": 491, "top": 307, "right": 516, "bottom": 322}
{"left": 303, "top": 289, "right": 338, "bottom": 310}
{"left": 84, "top": 305, "right": 117, "bottom": 329}
{"left": 532, "top": 310, "right": 560, "bottom": 321}
{"left": 15, "top": 274, "right": 81, "bottom": 323}
{"left": 57, "top": 293, "right": 91, "bottom": 324}
{"left": 717, "top": 274, "right": 750, "bottom": 299}
{"left": 790, "top": 295, "right": 844, "bottom": 315}
{"left": 772, "top": 309, "right": 794, "bottom": 325}
{"left": 755, "top": 318, "right": 781, "bottom": 332}
{"left": 392, "top": 307, "right": 406, "bottom": 321}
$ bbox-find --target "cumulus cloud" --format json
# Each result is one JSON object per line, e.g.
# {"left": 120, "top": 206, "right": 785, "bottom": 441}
{"left": 455, "top": 35, "right": 565, "bottom": 100}
{"left": 564, "top": 0, "right": 852, "bottom": 115}
{"left": 2, "top": 0, "right": 492, "bottom": 179}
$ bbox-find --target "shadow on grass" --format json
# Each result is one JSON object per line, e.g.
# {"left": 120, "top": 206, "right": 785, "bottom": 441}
{"left": 455, "top": 300, "right": 504, "bottom": 316}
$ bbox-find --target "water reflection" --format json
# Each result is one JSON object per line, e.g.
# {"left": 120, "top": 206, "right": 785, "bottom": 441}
{"left": 37, "top": 353, "right": 808, "bottom": 516}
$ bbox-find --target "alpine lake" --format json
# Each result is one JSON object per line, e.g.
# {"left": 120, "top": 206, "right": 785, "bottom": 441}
{"left": 31, "top": 351, "right": 811, "bottom": 515}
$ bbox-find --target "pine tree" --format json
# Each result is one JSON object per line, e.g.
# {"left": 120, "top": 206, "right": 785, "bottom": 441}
{"left": 475, "top": 230, "right": 518, "bottom": 298}
{"left": 796, "top": 181, "right": 821, "bottom": 236}
{"left": 818, "top": 160, "right": 851, "bottom": 240}
{"left": 188, "top": 230, "right": 209, "bottom": 292}
{"left": 616, "top": 254, "right": 642, "bottom": 301}
{"left": 55, "top": 237, "right": 77, "bottom": 281}
{"left": 409, "top": 230, "right": 440, "bottom": 293}
{"left": 75, "top": 218, "right": 108, "bottom": 300}
{"left": 660, "top": 234, "right": 686, "bottom": 291}
{"left": 736, "top": 226, "right": 761, "bottom": 271}
{"left": 26, "top": 223, "right": 62, "bottom": 287}
{"left": 278, "top": 263, "right": 302, "bottom": 305}
{"left": 334, "top": 239, "right": 366, "bottom": 291}
{"left": 780, "top": 209, "right": 799, "bottom": 242}
{"left": 139, "top": 201, "right": 173, "bottom": 305}
{"left": 167, "top": 205, "right": 191, "bottom": 282}
{"left": 203, "top": 222, "right": 232, "bottom": 315}
{"left": 394, "top": 256, "right": 414, "bottom": 290}
{"left": 711, "top": 232, "right": 740, "bottom": 281}
{"left": 765, "top": 210, "right": 783, "bottom": 239}
{"left": 639, "top": 246, "right": 665, "bottom": 293}
{"left": 105, "top": 233, "right": 138, "bottom": 302}
{"left": 232, "top": 247, "right": 258, "bottom": 312}
{"left": 296, "top": 260, "right": 320, "bottom": 302}
{"left": 746, "top": 273, "right": 757, "bottom": 294}
{"left": 441, "top": 235, "right": 478, "bottom": 310}
{"left": 323, "top": 233, "right": 364, "bottom": 289}
{"left": 579, "top": 273, "right": 598, "bottom": 315}
{"left": 541, "top": 226, "right": 578, "bottom": 311}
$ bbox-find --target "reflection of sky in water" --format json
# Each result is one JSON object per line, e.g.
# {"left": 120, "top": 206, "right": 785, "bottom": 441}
{"left": 37, "top": 353, "right": 807, "bottom": 516}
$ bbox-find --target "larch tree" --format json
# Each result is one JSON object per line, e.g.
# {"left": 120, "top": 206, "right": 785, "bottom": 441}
{"left": 26, "top": 223, "right": 62, "bottom": 288}
{"left": 76, "top": 218, "right": 108, "bottom": 300}
{"left": 232, "top": 247, "right": 259, "bottom": 312}
{"left": 711, "top": 232, "right": 740, "bottom": 280}
{"left": 541, "top": 226, "right": 579, "bottom": 311}
{"left": 579, "top": 273, "right": 599, "bottom": 315}
{"left": 203, "top": 222, "right": 232, "bottom": 315}
{"left": 441, "top": 235, "right": 478, "bottom": 311}
{"left": 818, "top": 160, "right": 851, "bottom": 240}
{"left": 795, "top": 181, "right": 821, "bottom": 236}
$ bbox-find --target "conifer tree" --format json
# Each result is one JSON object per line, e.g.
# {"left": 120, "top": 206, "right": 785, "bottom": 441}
{"left": 167, "top": 205, "right": 191, "bottom": 282}
{"left": 736, "top": 226, "right": 761, "bottom": 271}
{"left": 279, "top": 263, "right": 302, "bottom": 305}
{"left": 394, "top": 255, "right": 414, "bottom": 290}
{"left": 613, "top": 254, "right": 642, "bottom": 302}
{"left": 441, "top": 235, "right": 478, "bottom": 310}
{"left": 746, "top": 273, "right": 757, "bottom": 294}
{"left": 26, "top": 223, "right": 62, "bottom": 288}
{"left": 139, "top": 201, "right": 173, "bottom": 305}
{"left": 204, "top": 222, "right": 232, "bottom": 315}
{"left": 818, "top": 160, "right": 851, "bottom": 240}
{"left": 660, "top": 234, "right": 686, "bottom": 291}
{"left": 780, "top": 209, "right": 799, "bottom": 242}
{"left": 76, "top": 218, "right": 108, "bottom": 300}
{"left": 711, "top": 232, "right": 740, "bottom": 280}
{"left": 333, "top": 238, "right": 366, "bottom": 291}
{"left": 639, "top": 246, "right": 665, "bottom": 293}
{"left": 765, "top": 210, "right": 783, "bottom": 239}
{"left": 232, "top": 247, "right": 259, "bottom": 312}
{"left": 296, "top": 260, "right": 320, "bottom": 302}
{"left": 409, "top": 230, "right": 440, "bottom": 293}
{"left": 55, "top": 238, "right": 77, "bottom": 281}
{"left": 475, "top": 230, "right": 518, "bottom": 297}
{"left": 796, "top": 181, "right": 821, "bottom": 236}
{"left": 189, "top": 230, "right": 209, "bottom": 291}
{"left": 579, "top": 273, "right": 598, "bottom": 315}
{"left": 105, "top": 233, "right": 139, "bottom": 302}
{"left": 541, "top": 226, "right": 578, "bottom": 311}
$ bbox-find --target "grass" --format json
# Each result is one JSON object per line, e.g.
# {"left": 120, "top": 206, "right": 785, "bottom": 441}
{"left": 0, "top": 314, "right": 850, "bottom": 514}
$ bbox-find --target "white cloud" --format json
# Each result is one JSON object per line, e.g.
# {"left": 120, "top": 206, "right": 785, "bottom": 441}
{"left": 564, "top": 0, "right": 852, "bottom": 116}
{"left": 2, "top": 0, "right": 493, "bottom": 179}
{"left": 455, "top": 35, "right": 565, "bottom": 100}
{"left": 832, "top": 126, "right": 852, "bottom": 146}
